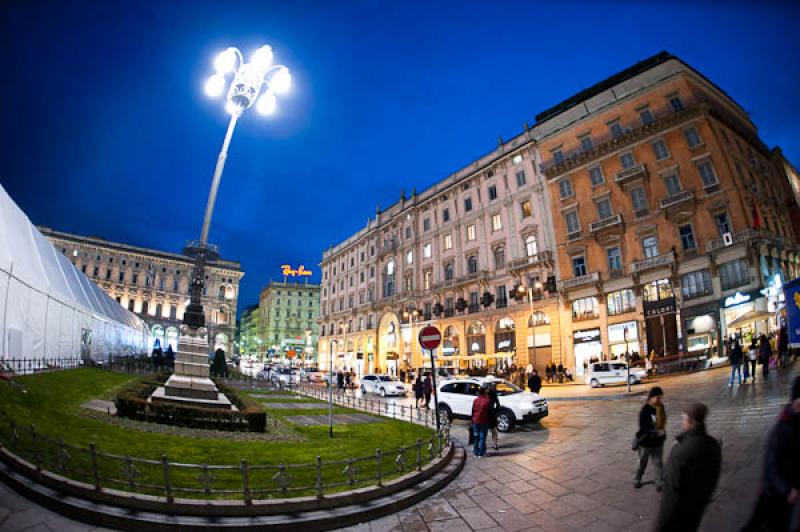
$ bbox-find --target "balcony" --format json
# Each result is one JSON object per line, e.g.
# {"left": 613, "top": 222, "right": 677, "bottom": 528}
{"left": 496, "top": 298, "right": 508, "bottom": 309}
{"left": 614, "top": 163, "right": 648, "bottom": 184}
{"left": 632, "top": 251, "right": 675, "bottom": 273}
{"left": 377, "top": 240, "right": 398, "bottom": 258}
{"left": 705, "top": 228, "right": 774, "bottom": 252}
{"left": 659, "top": 190, "right": 694, "bottom": 209}
{"left": 509, "top": 251, "right": 553, "bottom": 271}
{"left": 560, "top": 271, "right": 600, "bottom": 290}
{"left": 589, "top": 213, "right": 623, "bottom": 233}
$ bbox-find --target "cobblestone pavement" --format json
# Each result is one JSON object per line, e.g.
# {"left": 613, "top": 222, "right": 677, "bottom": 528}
{"left": 1, "top": 363, "right": 796, "bottom": 531}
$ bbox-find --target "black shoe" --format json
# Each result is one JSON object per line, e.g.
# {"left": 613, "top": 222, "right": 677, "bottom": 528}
{"left": 634, "top": 481, "right": 642, "bottom": 489}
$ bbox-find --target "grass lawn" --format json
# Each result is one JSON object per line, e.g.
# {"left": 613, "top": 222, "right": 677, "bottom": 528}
{"left": 0, "top": 368, "right": 437, "bottom": 499}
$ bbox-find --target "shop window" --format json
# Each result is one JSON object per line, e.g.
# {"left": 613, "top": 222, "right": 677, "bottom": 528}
{"left": 681, "top": 269, "right": 713, "bottom": 299}
{"left": 572, "top": 296, "right": 599, "bottom": 321}
{"left": 607, "top": 289, "right": 636, "bottom": 316}
{"left": 719, "top": 259, "right": 749, "bottom": 291}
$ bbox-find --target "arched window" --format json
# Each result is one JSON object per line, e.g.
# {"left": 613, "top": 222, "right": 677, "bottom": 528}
{"left": 218, "top": 307, "right": 228, "bottom": 324}
{"left": 525, "top": 235, "right": 538, "bottom": 257}
{"left": 444, "top": 263, "right": 454, "bottom": 281}
{"left": 218, "top": 286, "right": 226, "bottom": 299}
{"left": 384, "top": 260, "right": 396, "bottom": 297}
{"left": 494, "top": 247, "right": 506, "bottom": 269}
{"left": 467, "top": 256, "right": 478, "bottom": 274}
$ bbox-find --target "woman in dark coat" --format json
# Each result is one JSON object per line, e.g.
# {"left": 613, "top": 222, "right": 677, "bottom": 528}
{"left": 487, "top": 384, "right": 502, "bottom": 450}
{"left": 413, "top": 376, "right": 424, "bottom": 407}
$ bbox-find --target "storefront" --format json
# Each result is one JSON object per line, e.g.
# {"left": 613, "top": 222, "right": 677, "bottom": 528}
{"left": 493, "top": 317, "right": 516, "bottom": 370}
{"left": 681, "top": 301, "right": 720, "bottom": 356}
{"left": 643, "top": 279, "right": 679, "bottom": 356}
{"left": 573, "top": 328, "right": 602, "bottom": 376}
{"left": 721, "top": 289, "right": 770, "bottom": 346}
{"left": 527, "top": 311, "right": 552, "bottom": 372}
{"left": 607, "top": 321, "right": 640, "bottom": 359}
{"left": 441, "top": 326, "right": 459, "bottom": 371}
{"left": 466, "top": 321, "right": 486, "bottom": 368}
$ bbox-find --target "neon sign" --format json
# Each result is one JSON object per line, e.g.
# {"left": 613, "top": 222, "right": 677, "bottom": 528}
{"left": 281, "top": 264, "right": 313, "bottom": 277}
{"left": 724, "top": 291, "right": 751, "bottom": 308}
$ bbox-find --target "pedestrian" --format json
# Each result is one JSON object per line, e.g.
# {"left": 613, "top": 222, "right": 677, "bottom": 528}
{"left": 748, "top": 342, "right": 758, "bottom": 383}
{"left": 528, "top": 369, "right": 542, "bottom": 393}
{"left": 760, "top": 333, "right": 773, "bottom": 379}
{"left": 526, "top": 363, "right": 534, "bottom": 377}
{"left": 557, "top": 363, "right": 564, "bottom": 383}
{"left": 634, "top": 386, "right": 667, "bottom": 490}
{"left": 729, "top": 339, "right": 744, "bottom": 386}
{"left": 740, "top": 376, "right": 800, "bottom": 532}
{"left": 545, "top": 363, "right": 552, "bottom": 384}
{"left": 413, "top": 375, "right": 424, "bottom": 407}
{"left": 487, "top": 383, "right": 501, "bottom": 451}
{"left": 344, "top": 371, "right": 351, "bottom": 391}
{"left": 654, "top": 403, "right": 721, "bottom": 532}
{"left": 471, "top": 386, "right": 491, "bottom": 457}
{"left": 423, "top": 373, "right": 433, "bottom": 407}
{"left": 336, "top": 370, "right": 344, "bottom": 390}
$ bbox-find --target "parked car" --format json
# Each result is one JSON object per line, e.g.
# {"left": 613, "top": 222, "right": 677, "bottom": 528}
{"left": 305, "top": 368, "right": 325, "bottom": 383}
{"left": 433, "top": 377, "right": 548, "bottom": 432}
{"left": 271, "top": 368, "right": 299, "bottom": 386}
{"left": 585, "top": 362, "right": 647, "bottom": 387}
{"left": 360, "top": 374, "right": 406, "bottom": 396}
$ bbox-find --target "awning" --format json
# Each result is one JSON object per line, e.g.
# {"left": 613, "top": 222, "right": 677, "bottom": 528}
{"left": 727, "top": 310, "right": 773, "bottom": 329}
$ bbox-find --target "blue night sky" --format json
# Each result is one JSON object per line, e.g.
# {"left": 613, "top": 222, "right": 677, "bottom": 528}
{"left": 2, "top": 1, "right": 799, "bottom": 311}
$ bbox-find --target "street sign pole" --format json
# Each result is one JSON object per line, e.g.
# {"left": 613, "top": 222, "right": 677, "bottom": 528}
{"left": 624, "top": 328, "right": 631, "bottom": 393}
{"left": 418, "top": 325, "right": 443, "bottom": 433}
{"left": 429, "top": 347, "right": 440, "bottom": 433}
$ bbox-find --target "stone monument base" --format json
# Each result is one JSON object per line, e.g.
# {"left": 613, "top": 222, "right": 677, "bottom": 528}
{"left": 150, "top": 385, "right": 236, "bottom": 410}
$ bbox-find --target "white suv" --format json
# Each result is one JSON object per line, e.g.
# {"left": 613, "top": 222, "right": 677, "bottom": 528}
{"left": 433, "top": 377, "right": 548, "bottom": 432}
{"left": 585, "top": 362, "right": 647, "bottom": 388}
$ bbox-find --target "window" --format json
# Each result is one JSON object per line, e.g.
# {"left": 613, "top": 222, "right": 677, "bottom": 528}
{"left": 141, "top": 300, "right": 149, "bottom": 315}
{"left": 631, "top": 187, "right": 648, "bottom": 215}
{"left": 512, "top": 154, "right": 523, "bottom": 165}
{"left": 370, "top": 266, "right": 375, "bottom": 278}
{"left": 572, "top": 256, "right": 587, "bottom": 277}
{"left": 516, "top": 171, "right": 526, "bottom": 187}
{"left": 639, "top": 107, "right": 654, "bottom": 125}
{"left": 464, "top": 197, "right": 473, "bottom": 211}
{"left": 444, "top": 234, "right": 453, "bottom": 250}
{"left": 170, "top": 305, "right": 177, "bottom": 320}
{"left": 405, "top": 226, "right": 411, "bottom": 239}
{"left": 642, "top": 236, "right": 658, "bottom": 258}
{"left": 423, "top": 218, "right": 431, "bottom": 232}
{"left": 719, "top": 259, "right": 749, "bottom": 290}
{"left": 684, "top": 127, "right": 702, "bottom": 148}
{"left": 697, "top": 160, "right": 718, "bottom": 188}
{"left": 669, "top": 95, "right": 684, "bottom": 112}
{"left": 552, "top": 149, "right": 564, "bottom": 164}
{"left": 444, "top": 263, "right": 454, "bottom": 281}
{"left": 496, "top": 285, "right": 508, "bottom": 307}
{"left": 679, "top": 224, "right": 696, "bottom": 250}
{"left": 118, "top": 271, "right": 125, "bottom": 282}
{"left": 132, "top": 273, "right": 138, "bottom": 284}
{"left": 525, "top": 236, "right": 538, "bottom": 257}
{"left": 81, "top": 265, "right": 87, "bottom": 274}
{"left": 579, "top": 134, "right": 593, "bottom": 152}
{"left": 609, "top": 120, "right": 623, "bottom": 138}
{"left": 559, "top": 178, "right": 574, "bottom": 199}
{"left": 715, "top": 212, "right": 732, "bottom": 236}
{"left": 469, "top": 291, "right": 479, "bottom": 310}
{"left": 682, "top": 270, "right": 713, "bottom": 299}
{"left": 494, "top": 247, "right": 505, "bottom": 269}
{"left": 596, "top": 198, "right": 613, "bottom": 219}
{"left": 521, "top": 200, "right": 532, "bottom": 218}
{"left": 467, "top": 256, "right": 478, "bottom": 274}
{"left": 652, "top": 139, "right": 670, "bottom": 160}
{"left": 620, "top": 152, "right": 636, "bottom": 169}
{"left": 565, "top": 210, "right": 580, "bottom": 236}
{"left": 466, "top": 224, "right": 476, "bottom": 241}
{"left": 491, "top": 214, "right": 503, "bottom": 231}
{"left": 443, "top": 208, "right": 450, "bottom": 222}
{"left": 607, "top": 289, "right": 636, "bottom": 315}
{"left": 589, "top": 166, "right": 604, "bottom": 186}
{"left": 404, "top": 275, "right": 412, "bottom": 292}
{"left": 406, "top": 250, "right": 413, "bottom": 264}
{"left": 663, "top": 172, "right": 682, "bottom": 196}
{"left": 607, "top": 246, "right": 622, "bottom": 272}
{"left": 424, "top": 271, "right": 432, "bottom": 290}
{"left": 423, "top": 243, "right": 432, "bottom": 258}
{"left": 92, "top": 266, "right": 99, "bottom": 277}
{"left": 572, "top": 296, "right": 599, "bottom": 320}
{"left": 383, "top": 260, "right": 396, "bottom": 298}
{"left": 128, "top": 299, "right": 135, "bottom": 311}
{"left": 488, "top": 185, "right": 498, "bottom": 201}
{"left": 360, "top": 271, "right": 364, "bottom": 282}
{"left": 643, "top": 279, "right": 673, "bottom": 302}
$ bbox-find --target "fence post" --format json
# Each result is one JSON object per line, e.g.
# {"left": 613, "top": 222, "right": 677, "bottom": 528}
{"left": 162, "top": 454, "right": 173, "bottom": 503}
{"left": 89, "top": 442, "right": 101, "bottom": 491}
{"left": 375, "top": 449, "right": 382, "bottom": 486}
{"left": 240, "top": 459, "right": 251, "bottom": 505}
{"left": 416, "top": 439, "right": 422, "bottom": 471}
{"left": 315, "top": 456, "right": 323, "bottom": 498}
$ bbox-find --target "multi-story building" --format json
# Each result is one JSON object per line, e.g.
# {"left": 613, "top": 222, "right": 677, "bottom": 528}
{"left": 237, "top": 303, "right": 260, "bottom": 356}
{"left": 258, "top": 281, "right": 320, "bottom": 364}
{"left": 319, "top": 141, "right": 562, "bottom": 378}
{"left": 535, "top": 52, "right": 798, "bottom": 376}
{"left": 40, "top": 227, "right": 243, "bottom": 354}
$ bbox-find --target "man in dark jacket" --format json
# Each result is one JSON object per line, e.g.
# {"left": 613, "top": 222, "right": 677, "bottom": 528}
{"left": 729, "top": 340, "right": 744, "bottom": 386}
{"left": 423, "top": 374, "right": 433, "bottom": 407}
{"left": 635, "top": 386, "right": 667, "bottom": 489}
{"left": 741, "top": 376, "right": 800, "bottom": 532}
{"left": 654, "top": 403, "right": 721, "bottom": 532}
{"left": 528, "top": 370, "right": 542, "bottom": 393}
{"left": 759, "top": 334, "right": 772, "bottom": 378}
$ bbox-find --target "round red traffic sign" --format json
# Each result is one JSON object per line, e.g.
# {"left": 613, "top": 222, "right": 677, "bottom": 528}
{"left": 418, "top": 326, "right": 442, "bottom": 350}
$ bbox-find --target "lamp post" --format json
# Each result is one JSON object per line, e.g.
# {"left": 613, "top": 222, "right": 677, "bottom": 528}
{"left": 403, "top": 309, "right": 419, "bottom": 380}
{"left": 330, "top": 322, "right": 348, "bottom": 438}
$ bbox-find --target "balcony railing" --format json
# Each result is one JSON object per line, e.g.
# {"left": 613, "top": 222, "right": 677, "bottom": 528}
{"left": 560, "top": 271, "right": 599, "bottom": 290}
{"left": 632, "top": 251, "right": 675, "bottom": 273}
{"left": 496, "top": 298, "right": 508, "bottom": 309}
{"left": 659, "top": 190, "right": 694, "bottom": 209}
{"left": 509, "top": 251, "right": 553, "bottom": 270}
{"left": 614, "top": 163, "right": 648, "bottom": 184}
{"left": 377, "top": 240, "right": 398, "bottom": 258}
{"left": 589, "top": 213, "right": 623, "bottom": 233}
{"left": 705, "top": 228, "right": 774, "bottom": 252}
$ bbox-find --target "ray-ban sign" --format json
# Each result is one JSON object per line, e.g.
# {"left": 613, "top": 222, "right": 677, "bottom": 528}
{"left": 281, "top": 264, "right": 312, "bottom": 277}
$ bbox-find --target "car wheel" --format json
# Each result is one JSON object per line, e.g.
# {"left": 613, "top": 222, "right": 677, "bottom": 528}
{"left": 380, "top": 388, "right": 386, "bottom": 397}
{"left": 590, "top": 378, "right": 599, "bottom": 388}
{"left": 437, "top": 404, "right": 452, "bottom": 426}
{"left": 628, "top": 375, "right": 637, "bottom": 385}
{"left": 495, "top": 409, "right": 515, "bottom": 433}
{"left": 360, "top": 385, "right": 366, "bottom": 393}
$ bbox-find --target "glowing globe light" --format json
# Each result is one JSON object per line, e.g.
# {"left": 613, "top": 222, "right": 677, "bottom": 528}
{"left": 256, "top": 91, "right": 277, "bottom": 116}
{"left": 214, "top": 48, "right": 238, "bottom": 74}
{"left": 270, "top": 66, "right": 291, "bottom": 94}
{"left": 225, "top": 101, "right": 241, "bottom": 116}
{"left": 251, "top": 45, "right": 274, "bottom": 69}
{"left": 204, "top": 74, "right": 226, "bottom": 97}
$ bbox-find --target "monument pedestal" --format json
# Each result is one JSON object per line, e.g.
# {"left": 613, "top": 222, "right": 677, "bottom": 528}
{"left": 151, "top": 326, "right": 233, "bottom": 410}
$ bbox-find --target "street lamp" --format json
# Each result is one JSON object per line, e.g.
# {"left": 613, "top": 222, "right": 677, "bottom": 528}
{"left": 330, "top": 322, "right": 349, "bottom": 438}
{"left": 403, "top": 309, "right": 419, "bottom": 380}
{"left": 518, "top": 281, "right": 543, "bottom": 372}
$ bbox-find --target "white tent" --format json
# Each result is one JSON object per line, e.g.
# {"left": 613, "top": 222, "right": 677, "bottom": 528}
{"left": 0, "top": 184, "right": 147, "bottom": 361}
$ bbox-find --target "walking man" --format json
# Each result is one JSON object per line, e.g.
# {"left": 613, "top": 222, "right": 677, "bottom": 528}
{"left": 760, "top": 333, "right": 772, "bottom": 379}
{"left": 635, "top": 387, "right": 667, "bottom": 490}
{"left": 471, "top": 386, "right": 491, "bottom": 457}
{"left": 729, "top": 339, "right": 744, "bottom": 386}
{"left": 748, "top": 342, "right": 758, "bottom": 383}
{"left": 654, "top": 403, "right": 721, "bottom": 532}
{"left": 423, "top": 373, "right": 433, "bottom": 408}
{"left": 528, "top": 369, "right": 542, "bottom": 393}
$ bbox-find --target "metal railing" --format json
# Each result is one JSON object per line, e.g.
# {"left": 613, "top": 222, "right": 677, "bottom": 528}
{"left": 632, "top": 251, "right": 675, "bottom": 273}
{"left": 560, "top": 271, "right": 599, "bottom": 290}
{"left": 659, "top": 189, "right": 694, "bottom": 209}
{"left": 589, "top": 213, "right": 623, "bottom": 233}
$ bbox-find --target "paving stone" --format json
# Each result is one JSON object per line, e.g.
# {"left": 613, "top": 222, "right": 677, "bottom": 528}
{"left": 454, "top": 507, "right": 497, "bottom": 530}
{"left": 415, "top": 500, "right": 459, "bottom": 522}
{"left": 426, "top": 518, "right": 471, "bottom": 532}
{"left": 488, "top": 509, "right": 534, "bottom": 532}
{"left": 368, "top": 513, "right": 403, "bottom": 532}
{"left": 0, "top": 509, "right": 47, "bottom": 531}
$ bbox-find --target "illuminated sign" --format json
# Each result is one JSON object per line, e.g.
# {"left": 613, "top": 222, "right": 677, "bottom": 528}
{"left": 281, "top": 264, "right": 313, "bottom": 277}
{"left": 724, "top": 291, "right": 751, "bottom": 308}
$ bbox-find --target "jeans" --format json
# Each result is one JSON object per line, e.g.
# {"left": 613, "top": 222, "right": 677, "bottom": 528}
{"left": 729, "top": 364, "right": 742, "bottom": 385}
{"left": 472, "top": 424, "right": 489, "bottom": 457}
{"left": 749, "top": 359, "right": 757, "bottom": 380}
{"left": 634, "top": 444, "right": 664, "bottom": 486}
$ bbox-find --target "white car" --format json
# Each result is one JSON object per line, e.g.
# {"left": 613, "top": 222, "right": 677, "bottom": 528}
{"left": 271, "top": 368, "right": 299, "bottom": 386}
{"left": 360, "top": 374, "right": 406, "bottom": 396}
{"left": 433, "top": 377, "right": 548, "bottom": 432}
{"left": 585, "top": 362, "right": 647, "bottom": 388}
{"left": 305, "top": 368, "right": 325, "bottom": 383}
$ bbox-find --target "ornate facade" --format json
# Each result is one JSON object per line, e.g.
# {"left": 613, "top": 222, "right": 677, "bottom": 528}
{"left": 258, "top": 281, "right": 320, "bottom": 364}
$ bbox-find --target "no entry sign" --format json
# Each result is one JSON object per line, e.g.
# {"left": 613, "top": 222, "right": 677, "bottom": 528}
{"left": 418, "top": 326, "right": 442, "bottom": 350}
